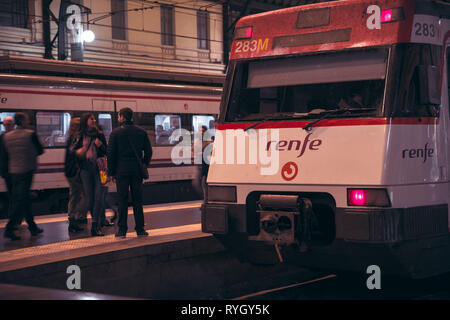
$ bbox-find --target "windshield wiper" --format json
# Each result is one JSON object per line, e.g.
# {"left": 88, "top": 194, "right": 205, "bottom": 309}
{"left": 302, "top": 108, "right": 376, "bottom": 131}
{"left": 242, "top": 107, "right": 375, "bottom": 132}
{"left": 243, "top": 112, "right": 308, "bottom": 132}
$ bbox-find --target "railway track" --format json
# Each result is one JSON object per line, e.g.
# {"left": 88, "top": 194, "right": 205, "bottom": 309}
{"left": 227, "top": 271, "right": 450, "bottom": 300}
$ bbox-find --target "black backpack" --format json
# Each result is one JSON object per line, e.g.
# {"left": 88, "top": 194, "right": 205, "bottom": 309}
{"left": 64, "top": 135, "right": 80, "bottom": 178}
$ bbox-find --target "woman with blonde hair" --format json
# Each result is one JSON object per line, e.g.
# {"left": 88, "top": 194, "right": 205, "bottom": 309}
{"left": 64, "top": 117, "right": 87, "bottom": 233}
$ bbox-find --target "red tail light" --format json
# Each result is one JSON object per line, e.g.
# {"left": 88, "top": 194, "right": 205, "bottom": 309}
{"left": 347, "top": 188, "right": 391, "bottom": 207}
{"left": 348, "top": 189, "right": 367, "bottom": 206}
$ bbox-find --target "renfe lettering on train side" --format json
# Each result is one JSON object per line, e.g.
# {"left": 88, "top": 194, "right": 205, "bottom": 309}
{"left": 402, "top": 143, "right": 434, "bottom": 163}
{"left": 266, "top": 133, "right": 322, "bottom": 158}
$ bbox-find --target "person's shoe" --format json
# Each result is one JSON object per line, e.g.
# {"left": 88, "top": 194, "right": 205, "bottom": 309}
{"left": 136, "top": 229, "right": 149, "bottom": 237}
{"left": 4, "top": 229, "right": 21, "bottom": 240}
{"left": 29, "top": 225, "right": 44, "bottom": 236}
{"left": 102, "top": 219, "right": 114, "bottom": 227}
{"left": 91, "top": 224, "right": 104, "bottom": 237}
{"left": 115, "top": 230, "right": 127, "bottom": 238}
{"left": 68, "top": 221, "right": 84, "bottom": 233}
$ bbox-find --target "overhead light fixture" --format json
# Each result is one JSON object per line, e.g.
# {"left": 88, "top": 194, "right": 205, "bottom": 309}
{"left": 82, "top": 30, "right": 95, "bottom": 43}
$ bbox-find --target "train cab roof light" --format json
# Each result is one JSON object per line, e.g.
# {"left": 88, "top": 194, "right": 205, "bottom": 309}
{"left": 234, "top": 26, "right": 253, "bottom": 40}
{"left": 381, "top": 8, "right": 405, "bottom": 23}
{"left": 347, "top": 188, "right": 391, "bottom": 207}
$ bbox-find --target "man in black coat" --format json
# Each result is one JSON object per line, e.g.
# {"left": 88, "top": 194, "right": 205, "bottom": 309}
{"left": 107, "top": 108, "right": 152, "bottom": 237}
{"left": 3, "top": 113, "right": 44, "bottom": 240}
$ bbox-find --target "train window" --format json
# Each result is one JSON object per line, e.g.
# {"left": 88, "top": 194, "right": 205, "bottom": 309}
{"left": 36, "top": 112, "right": 71, "bottom": 148}
{"left": 155, "top": 114, "right": 181, "bottom": 145}
{"left": 192, "top": 115, "right": 215, "bottom": 143}
{"left": 226, "top": 48, "right": 387, "bottom": 122}
{"left": 192, "top": 115, "right": 215, "bottom": 133}
{"left": 0, "top": 112, "right": 15, "bottom": 134}
{"left": 98, "top": 113, "right": 112, "bottom": 142}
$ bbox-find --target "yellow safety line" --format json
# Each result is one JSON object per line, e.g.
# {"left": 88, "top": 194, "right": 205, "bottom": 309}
{"left": 0, "top": 201, "right": 202, "bottom": 228}
{"left": 0, "top": 223, "right": 203, "bottom": 266}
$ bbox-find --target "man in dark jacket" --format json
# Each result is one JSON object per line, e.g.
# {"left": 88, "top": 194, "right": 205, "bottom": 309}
{"left": 3, "top": 112, "right": 44, "bottom": 240}
{"left": 107, "top": 108, "right": 152, "bottom": 237}
{"left": 0, "top": 116, "right": 15, "bottom": 216}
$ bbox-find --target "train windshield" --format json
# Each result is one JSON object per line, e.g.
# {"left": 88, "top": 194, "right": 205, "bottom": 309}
{"left": 225, "top": 48, "right": 387, "bottom": 122}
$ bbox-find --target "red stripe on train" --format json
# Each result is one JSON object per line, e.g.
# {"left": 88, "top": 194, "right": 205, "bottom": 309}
{"left": 215, "top": 117, "right": 438, "bottom": 130}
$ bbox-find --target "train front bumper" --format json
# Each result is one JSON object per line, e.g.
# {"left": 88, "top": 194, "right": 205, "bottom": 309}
{"left": 201, "top": 203, "right": 246, "bottom": 234}
{"left": 202, "top": 202, "right": 449, "bottom": 243}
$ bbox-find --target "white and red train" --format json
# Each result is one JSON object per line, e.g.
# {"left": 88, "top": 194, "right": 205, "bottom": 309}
{"left": 202, "top": 0, "right": 450, "bottom": 278}
{"left": 0, "top": 56, "right": 223, "bottom": 217}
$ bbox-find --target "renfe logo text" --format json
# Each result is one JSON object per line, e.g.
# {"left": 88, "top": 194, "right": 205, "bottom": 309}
{"left": 402, "top": 143, "right": 434, "bottom": 163}
{"left": 266, "top": 133, "right": 322, "bottom": 158}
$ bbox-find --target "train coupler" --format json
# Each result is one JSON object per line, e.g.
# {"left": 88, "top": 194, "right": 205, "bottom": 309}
{"left": 249, "top": 194, "right": 317, "bottom": 255}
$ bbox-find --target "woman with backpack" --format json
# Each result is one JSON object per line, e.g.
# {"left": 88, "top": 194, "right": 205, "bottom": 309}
{"left": 64, "top": 117, "right": 87, "bottom": 233}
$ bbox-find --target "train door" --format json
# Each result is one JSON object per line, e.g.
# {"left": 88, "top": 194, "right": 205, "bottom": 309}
{"left": 92, "top": 98, "right": 137, "bottom": 140}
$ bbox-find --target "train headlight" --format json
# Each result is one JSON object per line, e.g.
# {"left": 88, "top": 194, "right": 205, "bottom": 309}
{"left": 347, "top": 188, "right": 391, "bottom": 207}
{"left": 207, "top": 186, "right": 237, "bottom": 202}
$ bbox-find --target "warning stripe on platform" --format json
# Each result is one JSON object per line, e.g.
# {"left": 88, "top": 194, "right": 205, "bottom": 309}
{"left": 0, "top": 223, "right": 206, "bottom": 273}
{"left": 0, "top": 201, "right": 202, "bottom": 228}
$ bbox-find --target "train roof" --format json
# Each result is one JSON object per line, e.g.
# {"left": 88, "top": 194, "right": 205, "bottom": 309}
{"left": 0, "top": 55, "right": 225, "bottom": 86}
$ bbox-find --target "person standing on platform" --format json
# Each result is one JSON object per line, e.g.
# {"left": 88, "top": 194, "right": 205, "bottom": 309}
{"left": 3, "top": 112, "right": 44, "bottom": 240}
{"left": 74, "top": 113, "right": 107, "bottom": 237}
{"left": 107, "top": 107, "right": 152, "bottom": 238}
{"left": 64, "top": 117, "right": 88, "bottom": 233}
{"left": 201, "top": 127, "right": 214, "bottom": 202}
{"left": 0, "top": 116, "right": 15, "bottom": 217}
{"left": 96, "top": 124, "right": 115, "bottom": 229}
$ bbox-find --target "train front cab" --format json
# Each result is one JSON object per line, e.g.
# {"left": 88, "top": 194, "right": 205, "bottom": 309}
{"left": 202, "top": 20, "right": 450, "bottom": 279}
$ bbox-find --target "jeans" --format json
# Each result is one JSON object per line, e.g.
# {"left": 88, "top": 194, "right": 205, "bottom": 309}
{"left": 201, "top": 174, "right": 208, "bottom": 201}
{"left": 98, "top": 184, "right": 111, "bottom": 224}
{"left": 2, "top": 173, "right": 12, "bottom": 219}
{"left": 5, "top": 171, "right": 36, "bottom": 231}
{"left": 116, "top": 174, "right": 144, "bottom": 232}
{"left": 79, "top": 161, "right": 104, "bottom": 225}
{"left": 67, "top": 174, "right": 87, "bottom": 221}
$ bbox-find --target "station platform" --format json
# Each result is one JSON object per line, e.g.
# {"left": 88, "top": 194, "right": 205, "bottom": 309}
{"left": 0, "top": 201, "right": 235, "bottom": 299}
{"left": 0, "top": 222, "right": 207, "bottom": 273}
{"left": 0, "top": 200, "right": 203, "bottom": 252}
{"left": 0, "top": 201, "right": 332, "bottom": 300}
